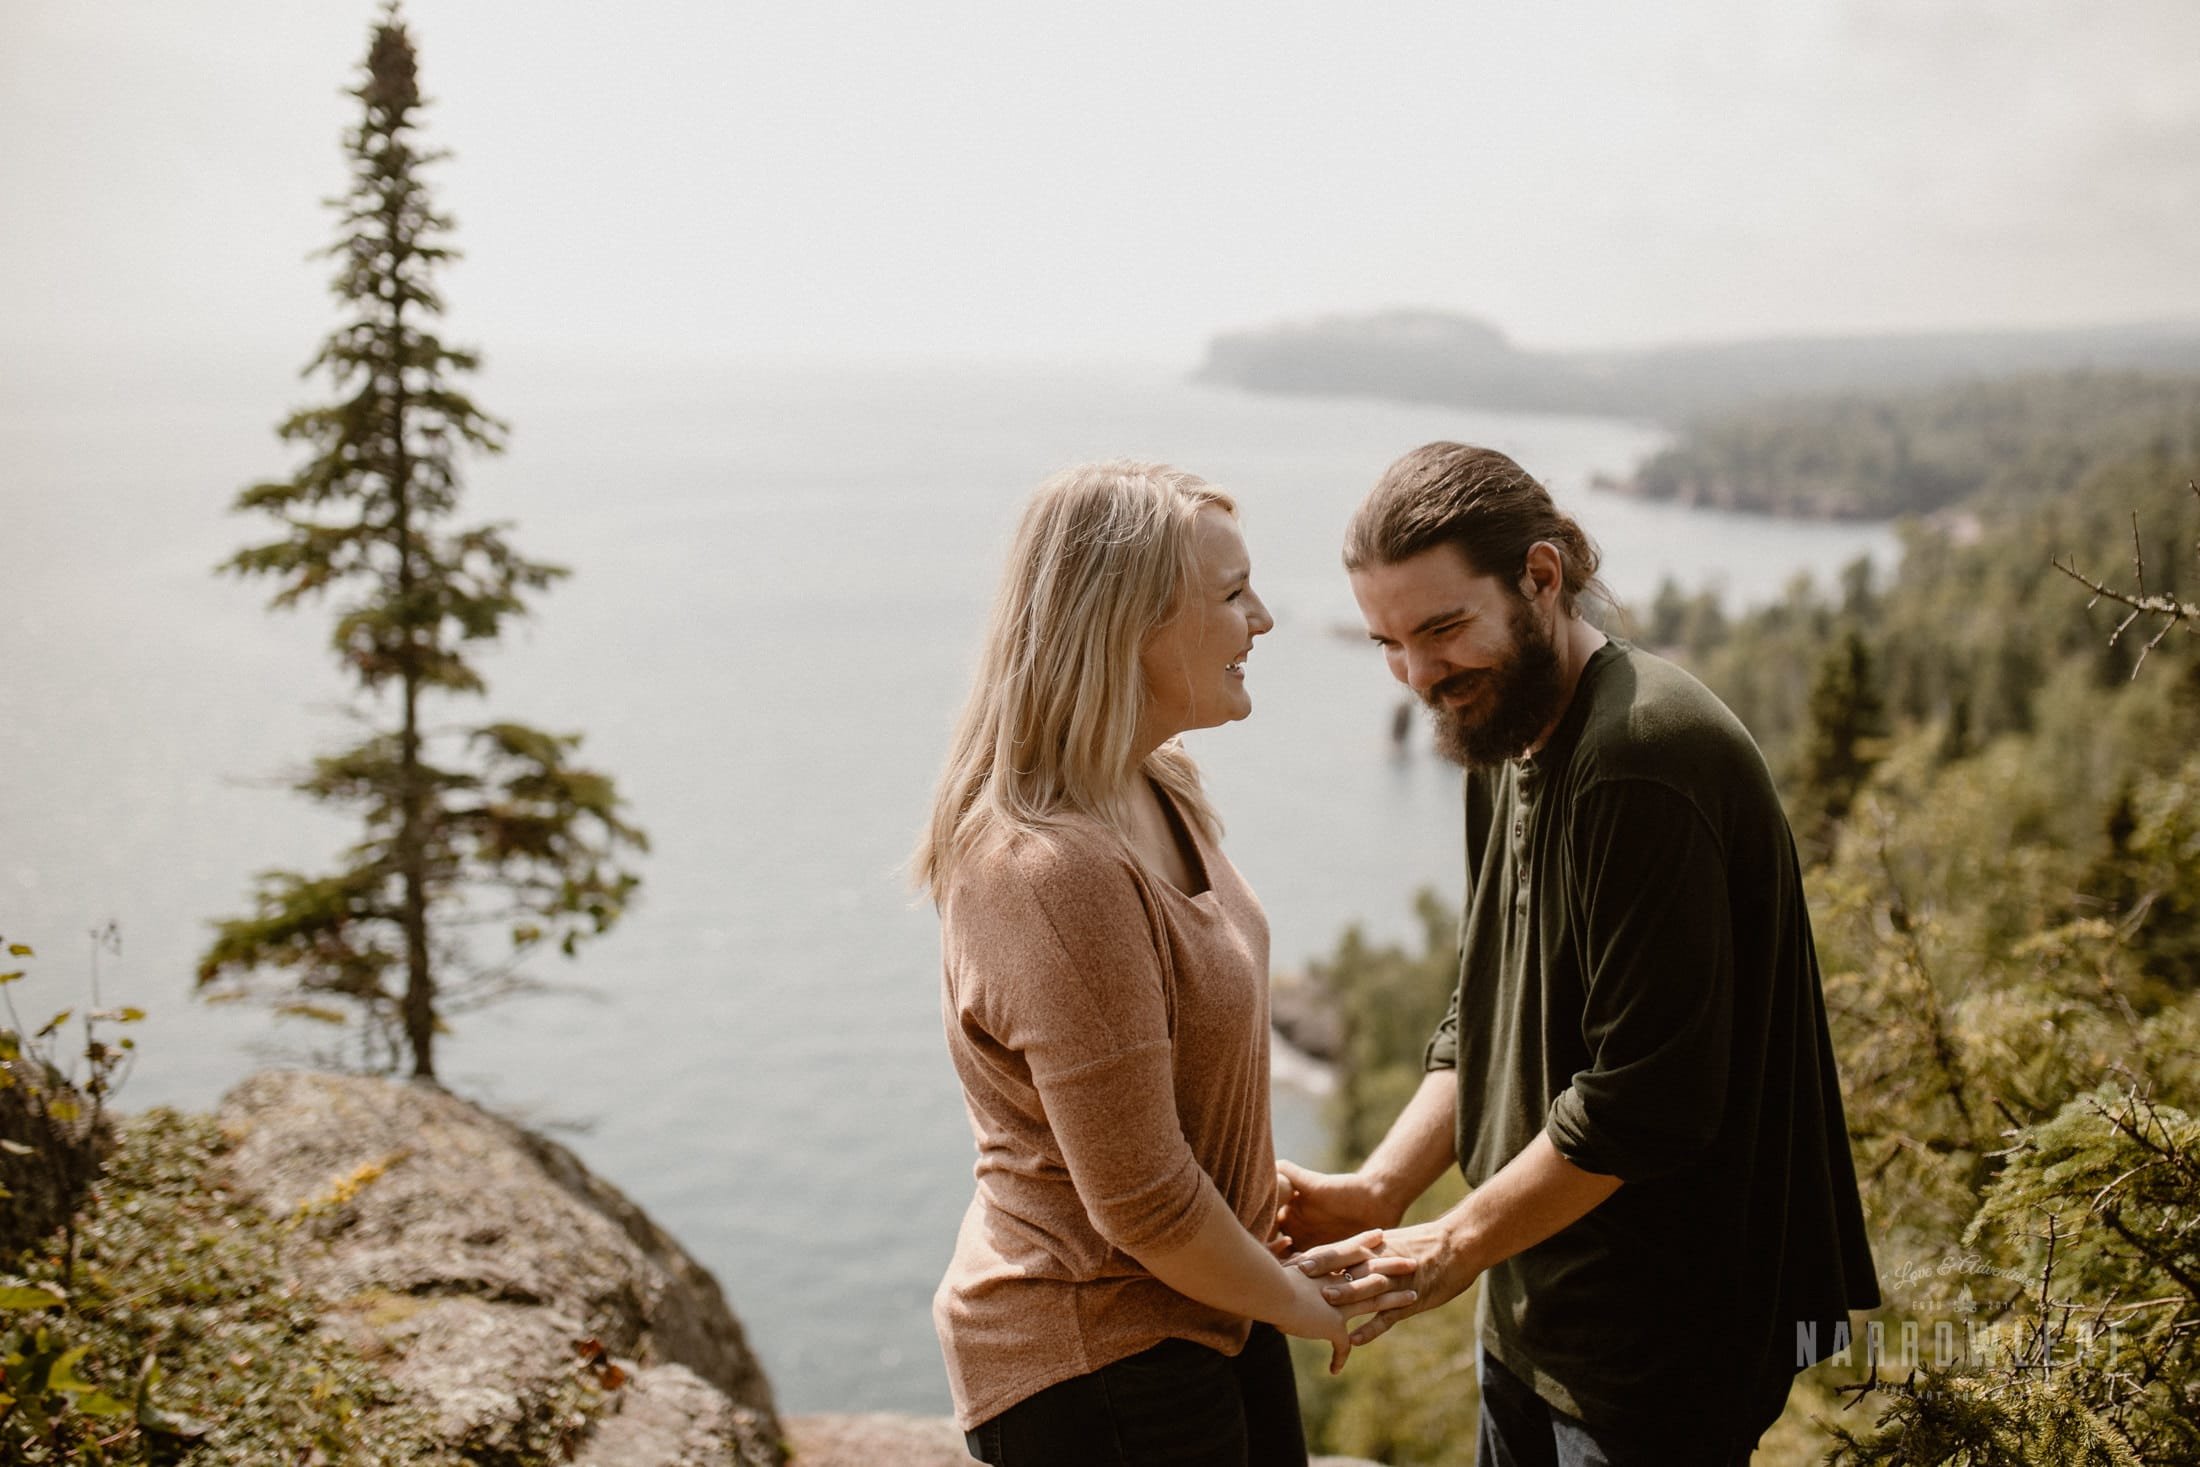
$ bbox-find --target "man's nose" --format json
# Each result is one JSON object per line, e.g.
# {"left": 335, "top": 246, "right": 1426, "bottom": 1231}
{"left": 1400, "top": 645, "right": 1446, "bottom": 697}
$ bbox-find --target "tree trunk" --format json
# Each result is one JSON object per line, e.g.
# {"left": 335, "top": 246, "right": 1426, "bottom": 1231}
{"left": 385, "top": 189, "right": 436, "bottom": 1082}
{"left": 401, "top": 675, "right": 434, "bottom": 1080}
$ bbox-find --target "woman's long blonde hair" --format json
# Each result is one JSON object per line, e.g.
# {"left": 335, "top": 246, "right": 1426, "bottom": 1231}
{"left": 913, "top": 461, "right": 1235, "bottom": 900}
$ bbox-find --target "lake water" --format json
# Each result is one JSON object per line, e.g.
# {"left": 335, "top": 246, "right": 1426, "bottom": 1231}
{"left": 0, "top": 354, "right": 1895, "bottom": 1412}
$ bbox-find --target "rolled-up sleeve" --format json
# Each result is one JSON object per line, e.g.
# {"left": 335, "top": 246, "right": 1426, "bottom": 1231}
{"left": 1544, "top": 778, "right": 1734, "bottom": 1181}
{"left": 1425, "top": 826, "right": 1478, "bottom": 1073}
{"left": 1423, "top": 977, "right": 1461, "bottom": 1071}
{"left": 950, "top": 848, "right": 1213, "bottom": 1255}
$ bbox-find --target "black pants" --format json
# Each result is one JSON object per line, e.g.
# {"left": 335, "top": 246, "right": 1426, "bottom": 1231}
{"left": 1475, "top": 1348, "right": 1786, "bottom": 1467}
{"left": 964, "top": 1323, "right": 1309, "bottom": 1466}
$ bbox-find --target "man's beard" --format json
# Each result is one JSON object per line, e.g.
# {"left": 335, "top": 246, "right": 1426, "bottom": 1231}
{"left": 1424, "top": 598, "right": 1567, "bottom": 768}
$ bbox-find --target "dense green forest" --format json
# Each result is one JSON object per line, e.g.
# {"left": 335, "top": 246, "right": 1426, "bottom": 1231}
{"left": 1611, "top": 370, "right": 2200, "bottom": 518}
{"left": 1295, "top": 377, "right": 2200, "bottom": 1465}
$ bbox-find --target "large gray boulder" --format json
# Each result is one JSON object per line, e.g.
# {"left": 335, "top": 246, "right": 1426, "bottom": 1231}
{"left": 219, "top": 1069, "right": 783, "bottom": 1466}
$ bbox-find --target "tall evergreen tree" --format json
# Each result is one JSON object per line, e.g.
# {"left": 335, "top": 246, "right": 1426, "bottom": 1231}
{"left": 1797, "top": 628, "right": 1887, "bottom": 842}
{"left": 201, "top": 6, "right": 645, "bottom": 1079}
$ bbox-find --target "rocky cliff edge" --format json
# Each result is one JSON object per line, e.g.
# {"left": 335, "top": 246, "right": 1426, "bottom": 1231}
{"left": 218, "top": 1070, "right": 783, "bottom": 1466}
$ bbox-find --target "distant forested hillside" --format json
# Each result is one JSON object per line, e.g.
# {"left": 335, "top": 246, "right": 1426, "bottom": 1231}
{"left": 1195, "top": 308, "right": 2200, "bottom": 428}
{"left": 1605, "top": 371, "right": 2200, "bottom": 519}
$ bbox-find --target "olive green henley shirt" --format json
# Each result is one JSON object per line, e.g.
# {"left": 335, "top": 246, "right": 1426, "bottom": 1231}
{"left": 1427, "top": 640, "right": 1879, "bottom": 1437}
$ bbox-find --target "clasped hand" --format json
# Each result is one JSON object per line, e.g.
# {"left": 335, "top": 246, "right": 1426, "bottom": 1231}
{"left": 1291, "top": 1221, "right": 1481, "bottom": 1346}
{"left": 1275, "top": 1160, "right": 1485, "bottom": 1353}
{"left": 1281, "top": 1232, "right": 1417, "bottom": 1373}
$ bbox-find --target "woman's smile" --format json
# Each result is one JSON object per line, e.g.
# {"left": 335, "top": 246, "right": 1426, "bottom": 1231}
{"left": 1136, "top": 507, "right": 1274, "bottom": 748}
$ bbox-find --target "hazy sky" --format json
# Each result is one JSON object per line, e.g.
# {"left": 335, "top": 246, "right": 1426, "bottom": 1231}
{"left": 5, "top": 0, "right": 2197, "bottom": 366}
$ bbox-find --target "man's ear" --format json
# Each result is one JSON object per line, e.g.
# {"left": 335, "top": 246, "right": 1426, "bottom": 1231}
{"left": 1520, "top": 541, "right": 1564, "bottom": 602}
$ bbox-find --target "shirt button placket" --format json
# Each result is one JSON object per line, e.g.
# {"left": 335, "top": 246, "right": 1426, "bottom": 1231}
{"left": 1512, "top": 770, "right": 1536, "bottom": 904}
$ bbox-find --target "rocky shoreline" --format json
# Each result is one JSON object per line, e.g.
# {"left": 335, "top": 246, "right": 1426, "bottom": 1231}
{"left": 1270, "top": 967, "right": 1343, "bottom": 1067}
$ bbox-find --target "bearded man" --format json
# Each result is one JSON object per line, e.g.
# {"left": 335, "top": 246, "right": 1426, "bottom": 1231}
{"left": 1282, "top": 443, "right": 1879, "bottom": 1466}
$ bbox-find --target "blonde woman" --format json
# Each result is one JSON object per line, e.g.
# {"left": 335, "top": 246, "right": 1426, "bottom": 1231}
{"left": 915, "top": 463, "right": 1413, "bottom": 1466}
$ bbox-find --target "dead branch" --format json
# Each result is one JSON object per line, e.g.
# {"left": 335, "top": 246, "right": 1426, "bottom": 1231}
{"left": 2053, "top": 481, "right": 2200, "bottom": 678}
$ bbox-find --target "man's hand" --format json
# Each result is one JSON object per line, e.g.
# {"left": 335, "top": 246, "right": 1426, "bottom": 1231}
{"left": 1274, "top": 1159, "right": 1402, "bottom": 1252}
{"left": 1290, "top": 1218, "right": 1485, "bottom": 1346}
{"left": 1276, "top": 1070, "right": 1457, "bottom": 1252}
{"left": 1293, "top": 1134, "right": 1622, "bottom": 1347}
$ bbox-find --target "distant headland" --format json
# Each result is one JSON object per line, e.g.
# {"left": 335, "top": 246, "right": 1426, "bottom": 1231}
{"left": 1192, "top": 309, "right": 2200, "bottom": 423}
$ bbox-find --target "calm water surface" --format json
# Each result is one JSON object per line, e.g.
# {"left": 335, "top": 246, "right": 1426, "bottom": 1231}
{"left": 1, "top": 355, "right": 1895, "bottom": 1410}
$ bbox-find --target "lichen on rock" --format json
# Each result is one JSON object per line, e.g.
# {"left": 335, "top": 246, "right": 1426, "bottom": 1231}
{"left": 218, "top": 1069, "right": 784, "bottom": 1466}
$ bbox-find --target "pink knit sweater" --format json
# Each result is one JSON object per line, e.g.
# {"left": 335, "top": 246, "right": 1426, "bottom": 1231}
{"left": 931, "top": 801, "right": 1276, "bottom": 1430}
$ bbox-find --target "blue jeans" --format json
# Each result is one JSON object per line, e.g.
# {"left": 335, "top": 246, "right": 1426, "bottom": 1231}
{"left": 964, "top": 1323, "right": 1308, "bottom": 1466}
{"left": 1475, "top": 1347, "right": 1776, "bottom": 1467}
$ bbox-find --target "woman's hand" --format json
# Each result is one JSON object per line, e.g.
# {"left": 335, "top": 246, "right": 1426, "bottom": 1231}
{"left": 1292, "top": 1222, "right": 1479, "bottom": 1346}
{"left": 1278, "top": 1263, "right": 1359, "bottom": 1374}
{"left": 1274, "top": 1236, "right": 1419, "bottom": 1372}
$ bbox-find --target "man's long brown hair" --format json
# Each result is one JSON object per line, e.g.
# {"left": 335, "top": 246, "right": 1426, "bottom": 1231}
{"left": 1345, "top": 442, "right": 1610, "bottom": 614}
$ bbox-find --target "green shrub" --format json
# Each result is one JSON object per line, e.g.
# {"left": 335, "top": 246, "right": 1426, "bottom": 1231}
{"left": 1, "top": 1111, "right": 456, "bottom": 1464}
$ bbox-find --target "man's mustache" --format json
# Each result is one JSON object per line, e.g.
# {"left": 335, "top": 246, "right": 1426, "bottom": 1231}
{"left": 1427, "top": 668, "right": 1489, "bottom": 706}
